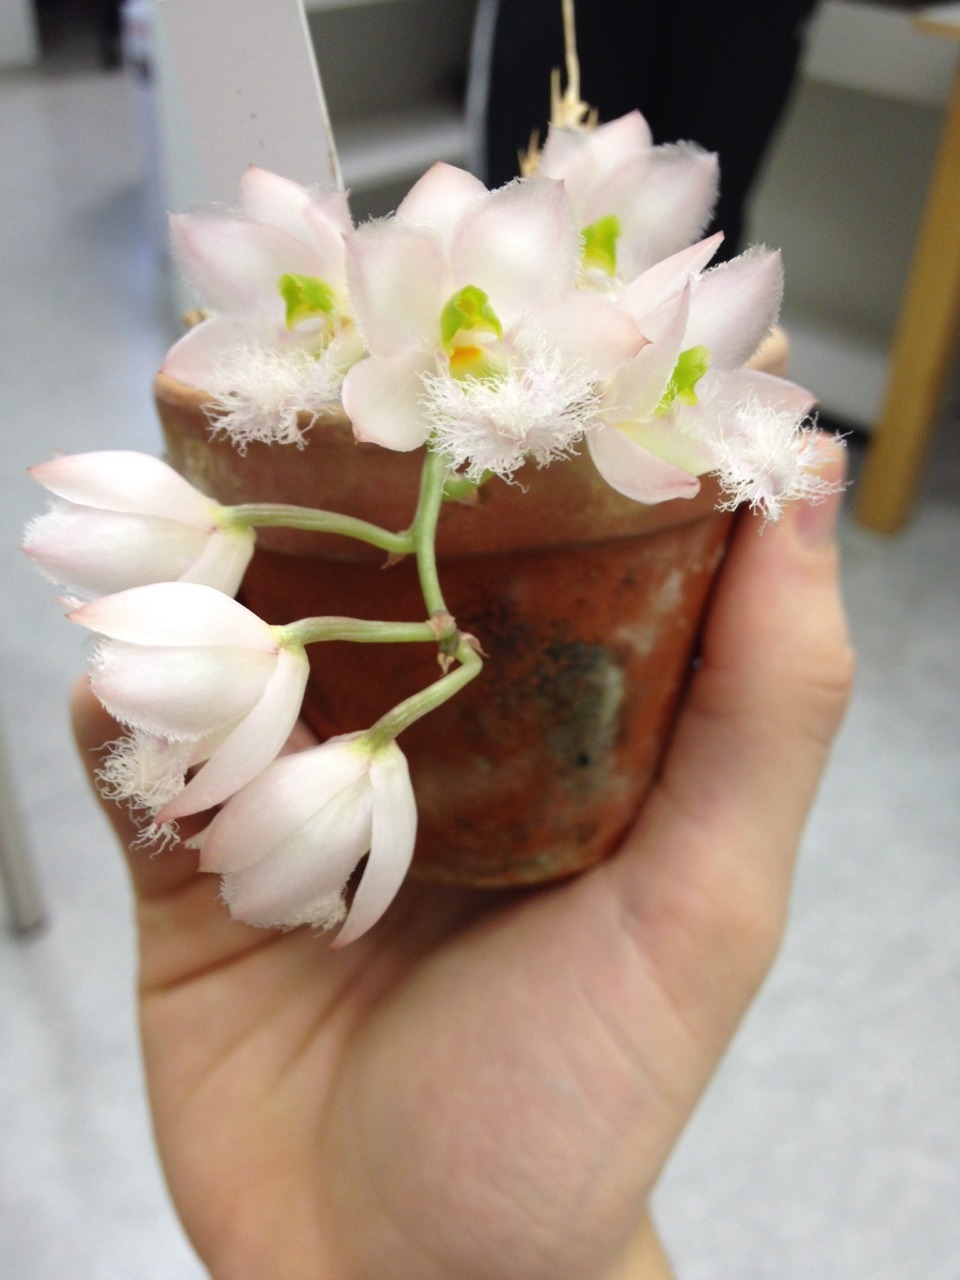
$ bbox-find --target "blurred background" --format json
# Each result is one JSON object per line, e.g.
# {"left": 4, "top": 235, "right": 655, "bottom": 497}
{"left": 1, "top": 1, "right": 958, "bottom": 1276}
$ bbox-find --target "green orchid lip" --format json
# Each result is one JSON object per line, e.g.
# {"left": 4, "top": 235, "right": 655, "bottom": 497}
{"left": 656, "top": 344, "right": 711, "bottom": 415}
{"left": 581, "top": 214, "right": 621, "bottom": 276}
{"left": 278, "top": 272, "right": 336, "bottom": 330}
{"left": 439, "top": 284, "right": 507, "bottom": 381}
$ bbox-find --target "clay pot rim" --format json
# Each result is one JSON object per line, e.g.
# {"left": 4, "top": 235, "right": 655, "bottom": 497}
{"left": 154, "top": 370, "right": 731, "bottom": 557}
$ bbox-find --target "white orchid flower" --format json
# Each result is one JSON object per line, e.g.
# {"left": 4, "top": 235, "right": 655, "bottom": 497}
{"left": 163, "top": 166, "right": 364, "bottom": 446}
{"left": 23, "top": 451, "right": 254, "bottom": 598}
{"left": 195, "top": 733, "right": 417, "bottom": 946}
{"left": 69, "top": 582, "right": 308, "bottom": 828}
{"left": 587, "top": 235, "right": 829, "bottom": 517}
{"left": 537, "top": 110, "right": 719, "bottom": 292}
{"left": 342, "top": 162, "right": 642, "bottom": 481}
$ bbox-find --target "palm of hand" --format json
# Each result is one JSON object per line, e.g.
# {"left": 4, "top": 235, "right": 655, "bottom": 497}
{"left": 129, "top": 825, "right": 750, "bottom": 1280}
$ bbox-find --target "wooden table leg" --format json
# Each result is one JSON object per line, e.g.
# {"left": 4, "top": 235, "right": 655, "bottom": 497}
{"left": 855, "top": 49, "right": 960, "bottom": 533}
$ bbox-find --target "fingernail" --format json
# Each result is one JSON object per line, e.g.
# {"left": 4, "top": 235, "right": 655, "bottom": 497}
{"left": 795, "top": 442, "right": 847, "bottom": 548}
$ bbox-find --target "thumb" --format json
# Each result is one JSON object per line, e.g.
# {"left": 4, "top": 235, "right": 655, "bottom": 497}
{"left": 611, "top": 442, "right": 854, "bottom": 1017}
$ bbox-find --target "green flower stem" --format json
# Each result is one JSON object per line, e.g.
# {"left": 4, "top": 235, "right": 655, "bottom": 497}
{"left": 277, "top": 618, "right": 438, "bottom": 648}
{"left": 364, "top": 640, "right": 484, "bottom": 748}
{"left": 411, "top": 449, "right": 450, "bottom": 620}
{"left": 225, "top": 503, "right": 413, "bottom": 558}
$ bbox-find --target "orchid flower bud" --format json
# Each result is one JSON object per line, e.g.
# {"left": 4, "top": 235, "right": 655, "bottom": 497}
{"left": 24, "top": 451, "right": 254, "bottom": 598}
{"left": 195, "top": 733, "right": 417, "bottom": 946}
{"left": 68, "top": 583, "right": 308, "bottom": 826}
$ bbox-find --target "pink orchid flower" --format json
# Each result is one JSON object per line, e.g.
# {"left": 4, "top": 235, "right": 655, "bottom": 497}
{"left": 342, "top": 162, "right": 642, "bottom": 481}
{"left": 537, "top": 111, "right": 719, "bottom": 291}
{"left": 69, "top": 582, "right": 308, "bottom": 827}
{"left": 23, "top": 451, "right": 253, "bottom": 598}
{"left": 588, "top": 236, "right": 827, "bottom": 517}
{"left": 195, "top": 733, "right": 417, "bottom": 946}
{"left": 164, "top": 166, "right": 363, "bottom": 445}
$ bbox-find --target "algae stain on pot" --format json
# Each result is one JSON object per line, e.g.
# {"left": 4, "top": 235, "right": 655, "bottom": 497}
{"left": 536, "top": 638, "right": 627, "bottom": 797}
{"left": 469, "top": 596, "right": 629, "bottom": 798}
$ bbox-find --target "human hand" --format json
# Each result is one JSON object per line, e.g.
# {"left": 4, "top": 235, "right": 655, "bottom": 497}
{"left": 71, "top": 445, "right": 851, "bottom": 1280}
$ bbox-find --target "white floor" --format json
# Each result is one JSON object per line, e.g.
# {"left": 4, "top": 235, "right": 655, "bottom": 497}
{"left": 1, "top": 57, "right": 958, "bottom": 1280}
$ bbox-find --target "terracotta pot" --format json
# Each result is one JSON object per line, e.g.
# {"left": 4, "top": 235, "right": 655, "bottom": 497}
{"left": 155, "top": 373, "right": 735, "bottom": 886}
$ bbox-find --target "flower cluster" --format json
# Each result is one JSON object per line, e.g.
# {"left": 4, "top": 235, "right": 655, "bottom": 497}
{"left": 24, "top": 104, "right": 837, "bottom": 945}
{"left": 162, "top": 115, "right": 824, "bottom": 515}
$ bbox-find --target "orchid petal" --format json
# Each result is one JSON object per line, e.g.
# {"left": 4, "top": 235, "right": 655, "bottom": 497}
{"left": 617, "top": 413, "right": 714, "bottom": 476}
{"left": 157, "top": 644, "right": 309, "bottom": 822}
{"left": 181, "top": 526, "right": 255, "bottom": 595}
{"left": 199, "top": 739, "right": 370, "bottom": 873}
{"left": 240, "top": 168, "right": 351, "bottom": 277}
{"left": 335, "top": 742, "right": 417, "bottom": 947}
{"left": 708, "top": 367, "right": 817, "bottom": 418}
{"left": 69, "top": 582, "right": 275, "bottom": 649}
{"left": 619, "top": 234, "right": 722, "bottom": 323}
{"left": 220, "top": 798, "right": 373, "bottom": 931}
{"left": 345, "top": 220, "right": 447, "bottom": 355}
{"left": 540, "top": 111, "right": 653, "bottom": 191}
{"left": 342, "top": 349, "right": 434, "bottom": 451}
{"left": 218, "top": 775, "right": 372, "bottom": 926}
{"left": 24, "top": 509, "right": 210, "bottom": 596}
{"left": 451, "top": 178, "right": 580, "bottom": 315}
{"left": 588, "top": 425, "right": 701, "bottom": 504}
{"left": 161, "top": 315, "right": 252, "bottom": 390}
{"left": 684, "top": 247, "right": 784, "bottom": 369}
{"left": 603, "top": 288, "right": 690, "bottom": 421}
{"left": 28, "top": 451, "right": 216, "bottom": 522}
{"left": 90, "top": 640, "right": 277, "bottom": 739}
{"left": 396, "top": 162, "right": 487, "bottom": 246}
{"left": 533, "top": 293, "right": 645, "bottom": 378}
{"left": 170, "top": 213, "right": 326, "bottom": 313}
{"left": 617, "top": 144, "right": 719, "bottom": 276}
{"left": 573, "top": 153, "right": 650, "bottom": 229}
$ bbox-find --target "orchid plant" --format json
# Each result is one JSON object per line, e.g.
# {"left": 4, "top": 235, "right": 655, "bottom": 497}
{"left": 24, "top": 22, "right": 837, "bottom": 946}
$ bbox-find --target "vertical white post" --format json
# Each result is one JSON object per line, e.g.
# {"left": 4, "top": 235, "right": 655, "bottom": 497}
{"left": 155, "top": 0, "right": 341, "bottom": 204}
{"left": 0, "top": 719, "right": 45, "bottom": 934}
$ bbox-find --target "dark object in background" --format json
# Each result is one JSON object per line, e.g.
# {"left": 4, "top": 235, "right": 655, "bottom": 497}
{"left": 478, "top": 0, "right": 819, "bottom": 259}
